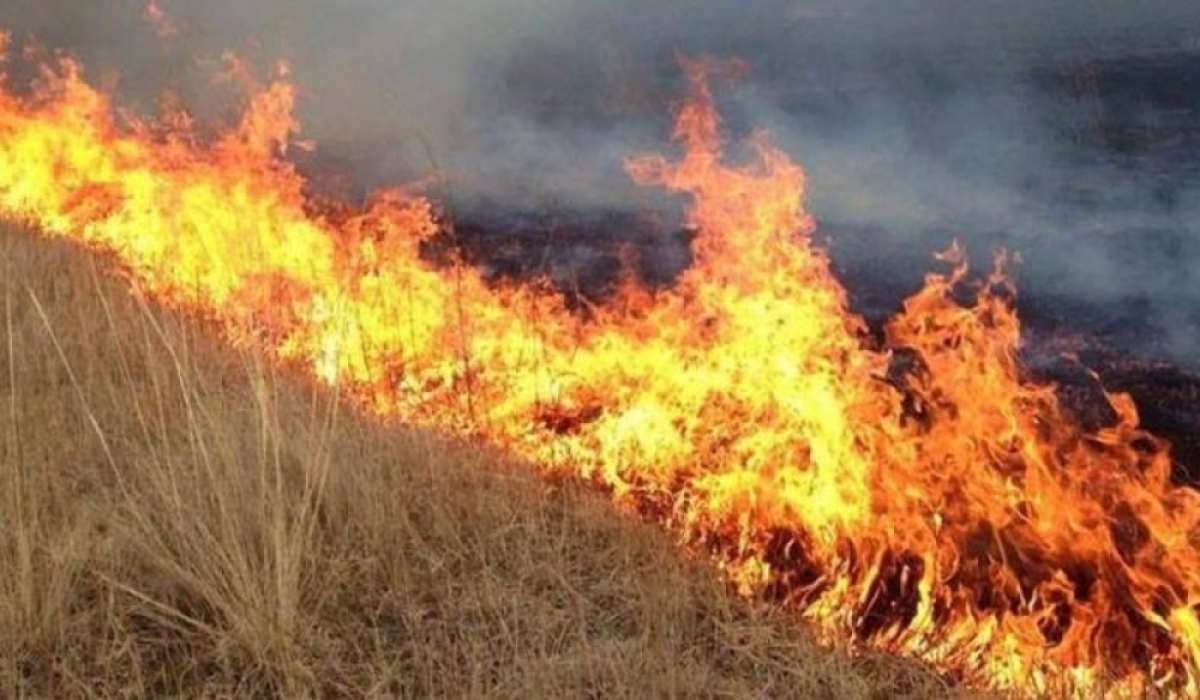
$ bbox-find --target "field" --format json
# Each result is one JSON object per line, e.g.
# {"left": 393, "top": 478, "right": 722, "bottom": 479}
{"left": 0, "top": 222, "right": 1001, "bottom": 699}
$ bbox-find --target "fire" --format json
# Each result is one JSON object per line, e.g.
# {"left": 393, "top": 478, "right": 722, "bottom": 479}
{"left": 1, "top": 35, "right": 1198, "bottom": 696}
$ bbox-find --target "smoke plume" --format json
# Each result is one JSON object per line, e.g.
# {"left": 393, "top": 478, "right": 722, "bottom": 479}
{"left": 2, "top": 0, "right": 1199, "bottom": 362}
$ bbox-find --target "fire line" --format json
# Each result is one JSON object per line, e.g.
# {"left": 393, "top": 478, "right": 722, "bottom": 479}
{"left": 0, "top": 36, "right": 1198, "bottom": 696}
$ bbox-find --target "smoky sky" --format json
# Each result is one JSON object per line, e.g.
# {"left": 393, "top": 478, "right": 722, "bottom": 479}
{"left": 2, "top": 1, "right": 1200, "bottom": 363}
{"left": 4, "top": 2, "right": 1196, "bottom": 174}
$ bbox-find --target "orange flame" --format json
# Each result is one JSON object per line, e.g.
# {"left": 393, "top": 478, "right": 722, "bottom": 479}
{"left": 0, "top": 40, "right": 1198, "bottom": 696}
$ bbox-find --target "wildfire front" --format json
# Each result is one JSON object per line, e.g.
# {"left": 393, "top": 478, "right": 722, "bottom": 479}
{"left": 1, "top": 16, "right": 1199, "bottom": 697}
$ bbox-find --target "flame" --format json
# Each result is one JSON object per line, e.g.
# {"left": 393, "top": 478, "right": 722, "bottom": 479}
{"left": 0, "top": 38, "right": 1198, "bottom": 696}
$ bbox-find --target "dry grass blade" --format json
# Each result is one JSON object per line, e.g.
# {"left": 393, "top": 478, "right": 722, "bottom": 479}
{"left": 0, "top": 224, "right": 1012, "bottom": 698}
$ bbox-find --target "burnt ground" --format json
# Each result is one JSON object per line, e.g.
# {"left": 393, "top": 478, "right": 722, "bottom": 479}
{"left": 451, "top": 48, "right": 1200, "bottom": 485}
{"left": 296, "top": 47, "right": 1200, "bottom": 486}
{"left": 825, "top": 222, "right": 1200, "bottom": 486}
{"left": 436, "top": 209, "right": 1200, "bottom": 488}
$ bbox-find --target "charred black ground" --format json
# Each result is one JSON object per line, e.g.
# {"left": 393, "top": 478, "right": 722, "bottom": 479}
{"left": 408, "top": 207, "right": 1200, "bottom": 487}
{"left": 288, "top": 45, "right": 1200, "bottom": 487}
{"left": 298, "top": 46, "right": 1200, "bottom": 486}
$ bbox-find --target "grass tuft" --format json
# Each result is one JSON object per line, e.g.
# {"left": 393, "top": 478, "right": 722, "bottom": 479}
{"left": 0, "top": 223, "right": 993, "bottom": 699}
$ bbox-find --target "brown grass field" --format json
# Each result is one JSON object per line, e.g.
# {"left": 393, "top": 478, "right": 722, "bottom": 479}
{"left": 0, "top": 219, "right": 1003, "bottom": 699}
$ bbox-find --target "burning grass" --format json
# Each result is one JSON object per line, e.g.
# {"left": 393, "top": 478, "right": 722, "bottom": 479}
{"left": 0, "top": 223, "right": 995, "bottom": 699}
{"left": 3, "top": 32, "right": 1200, "bottom": 695}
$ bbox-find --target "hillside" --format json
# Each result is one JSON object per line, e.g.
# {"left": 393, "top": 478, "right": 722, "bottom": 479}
{"left": 0, "top": 222, "right": 993, "bottom": 699}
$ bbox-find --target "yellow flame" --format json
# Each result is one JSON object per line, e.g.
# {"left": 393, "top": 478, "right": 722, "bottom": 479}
{"left": 0, "top": 43, "right": 1197, "bottom": 696}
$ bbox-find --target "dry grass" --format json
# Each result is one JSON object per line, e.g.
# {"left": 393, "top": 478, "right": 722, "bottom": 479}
{"left": 0, "top": 222, "right": 993, "bottom": 699}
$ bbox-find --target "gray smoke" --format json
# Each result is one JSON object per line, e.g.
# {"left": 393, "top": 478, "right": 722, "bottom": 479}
{"left": 2, "top": 1, "right": 1200, "bottom": 362}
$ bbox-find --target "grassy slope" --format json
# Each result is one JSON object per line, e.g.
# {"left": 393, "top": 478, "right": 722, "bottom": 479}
{"left": 0, "top": 222, "right": 988, "bottom": 699}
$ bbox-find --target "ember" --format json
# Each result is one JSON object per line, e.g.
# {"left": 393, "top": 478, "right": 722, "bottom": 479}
{"left": 0, "top": 32, "right": 1198, "bottom": 697}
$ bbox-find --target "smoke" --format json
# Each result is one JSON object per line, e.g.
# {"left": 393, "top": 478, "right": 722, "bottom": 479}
{"left": 2, "top": 0, "right": 1200, "bottom": 362}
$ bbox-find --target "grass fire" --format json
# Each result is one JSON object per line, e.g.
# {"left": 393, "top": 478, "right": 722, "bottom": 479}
{"left": 1, "top": 13, "right": 1200, "bottom": 699}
